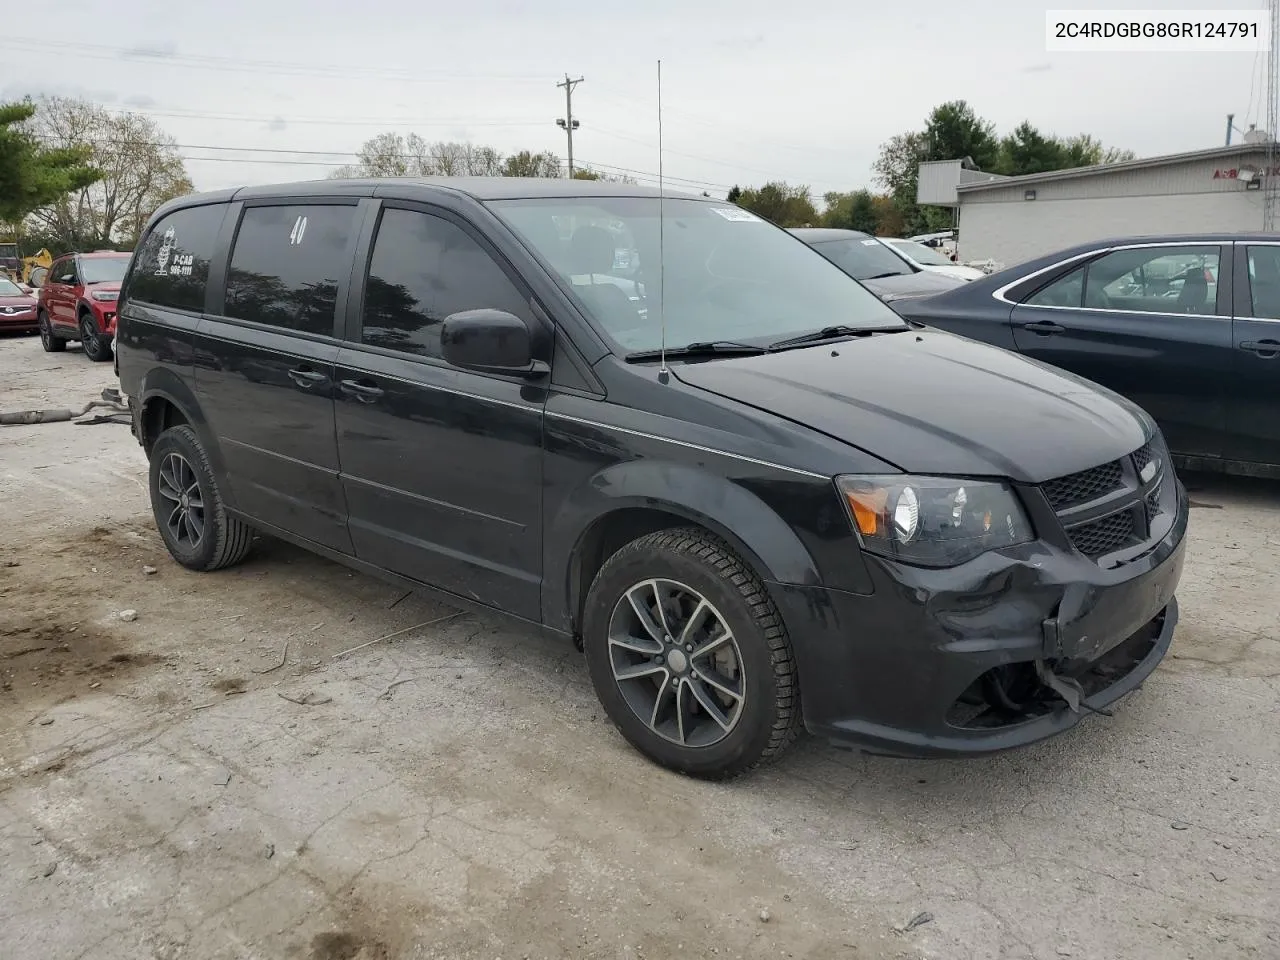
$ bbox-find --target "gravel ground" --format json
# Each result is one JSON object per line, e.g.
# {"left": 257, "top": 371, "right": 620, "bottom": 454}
{"left": 1, "top": 332, "right": 1277, "bottom": 960}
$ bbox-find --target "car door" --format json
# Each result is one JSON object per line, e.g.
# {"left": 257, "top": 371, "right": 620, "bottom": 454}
{"left": 193, "top": 199, "right": 363, "bottom": 555}
{"left": 1008, "top": 243, "right": 1232, "bottom": 460}
{"left": 1229, "top": 242, "right": 1280, "bottom": 467}
{"left": 47, "top": 257, "right": 79, "bottom": 332}
{"left": 334, "top": 202, "right": 547, "bottom": 620}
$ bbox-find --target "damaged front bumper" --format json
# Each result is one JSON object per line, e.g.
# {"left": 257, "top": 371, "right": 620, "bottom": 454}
{"left": 772, "top": 476, "right": 1189, "bottom": 758}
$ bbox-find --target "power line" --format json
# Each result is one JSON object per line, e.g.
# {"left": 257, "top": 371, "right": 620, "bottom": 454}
{"left": 128, "top": 106, "right": 548, "bottom": 130}
{"left": 0, "top": 37, "right": 550, "bottom": 84}
{"left": 55, "top": 134, "right": 727, "bottom": 191}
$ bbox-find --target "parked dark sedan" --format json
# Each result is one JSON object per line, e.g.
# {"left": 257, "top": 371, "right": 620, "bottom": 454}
{"left": 895, "top": 234, "right": 1280, "bottom": 478}
{"left": 790, "top": 228, "right": 966, "bottom": 304}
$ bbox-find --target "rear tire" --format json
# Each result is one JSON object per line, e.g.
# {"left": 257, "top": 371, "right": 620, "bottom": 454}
{"left": 38, "top": 311, "right": 64, "bottom": 352}
{"left": 582, "top": 528, "right": 801, "bottom": 779}
{"left": 149, "top": 425, "right": 254, "bottom": 571}
{"left": 80, "top": 314, "right": 112, "bottom": 362}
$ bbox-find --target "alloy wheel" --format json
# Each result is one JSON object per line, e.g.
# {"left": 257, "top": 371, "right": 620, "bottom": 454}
{"left": 606, "top": 578, "right": 746, "bottom": 748}
{"left": 156, "top": 453, "right": 206, "bottom": 549}
{"left": 80, "top": 318, "right": 101, "bottom": 359}
{"left": 38, "top": 316, "right": 51, "bottom": 349}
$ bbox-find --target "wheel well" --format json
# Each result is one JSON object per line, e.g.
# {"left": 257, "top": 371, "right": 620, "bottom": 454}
{"left": 570, "top": 507, "right": 709, "bottom": 634}
{"left": 141, "top": 398, "right": 189, "bottom": 455}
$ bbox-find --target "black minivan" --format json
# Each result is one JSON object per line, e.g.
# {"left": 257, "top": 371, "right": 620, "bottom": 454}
{"left": 116, "top": 178, "right": 1188, "bottom": 778}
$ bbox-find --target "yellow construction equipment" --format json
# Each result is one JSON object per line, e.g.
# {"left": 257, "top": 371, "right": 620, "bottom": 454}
{"left": 0, "top": 240, "right": 51, "bottom": 285}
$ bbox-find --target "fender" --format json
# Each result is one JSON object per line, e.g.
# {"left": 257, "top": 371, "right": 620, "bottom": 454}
{"left": 543, "top": 459, "right": 823, "bottom": 635}
{"left": 136, "top": 369, "right": 236, "bottom": 510}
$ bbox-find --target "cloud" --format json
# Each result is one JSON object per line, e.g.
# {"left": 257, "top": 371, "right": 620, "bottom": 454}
{"left": 714, "top": 33, "right": 765, "bottom": 49}
{"left": 123, "top": 94, "right": 157, "bottom": 108}
{"left": 267, "top": 116, "right": 287, "bottom": 132}
{"left": 121, "top": 42, "right": 177, "bottom": 60}
{"left": 1022, "top": 62, "right": 1053, "bottom": 73}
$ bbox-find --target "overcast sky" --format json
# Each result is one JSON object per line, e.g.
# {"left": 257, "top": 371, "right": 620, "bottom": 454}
{"left": 0, "top": 0, "right": 1267, "bottom": 201}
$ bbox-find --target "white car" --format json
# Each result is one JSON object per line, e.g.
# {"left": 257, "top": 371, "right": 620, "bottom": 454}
{"left": 879, "top": 238, "right": 986, "bottom": 281}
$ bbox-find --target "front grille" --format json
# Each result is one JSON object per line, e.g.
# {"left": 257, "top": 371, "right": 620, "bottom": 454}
{"left": 1042, "top": 436, "right": 1172, "bottom": 564}
{"left": 1132, "top": 440, "right": 1155, "bottom": 477}
{"left": 1067, "top": 510, "right": 1136, "bottom": 559}
{"left": 1041, "top": 460, "right": 1124, "bottom": 511}
{"left": 1145, "top": 479, "right": 1162, "bottom": 524}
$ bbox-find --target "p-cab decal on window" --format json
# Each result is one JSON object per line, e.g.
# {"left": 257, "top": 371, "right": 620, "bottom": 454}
{"left": 154, "top": 227, "right": 176, "bottom": 276}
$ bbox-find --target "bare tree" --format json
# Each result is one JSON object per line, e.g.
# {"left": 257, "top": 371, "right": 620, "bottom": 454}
{"left": 24, "top": 97, "right": 191, "bottom": 247}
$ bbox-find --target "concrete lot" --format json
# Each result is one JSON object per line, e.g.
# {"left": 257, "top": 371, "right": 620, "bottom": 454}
{"left": 1, "top": 332, "right": 1277, "bottom": 960}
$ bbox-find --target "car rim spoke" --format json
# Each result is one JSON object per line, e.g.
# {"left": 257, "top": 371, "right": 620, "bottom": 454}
{"left": 157, "top": 453, "right": 204, "bottom": 548}
{"left": 686, "top": 678, "right": 733, "bottom": 730}
{"left": 607, "top": 577, "right": 746, "bottom": 749}
{"left": 625, "top": 583, "right": 668, "bottom": 646}
{"left": 614, "top": 661, "right": 667, "bottom": 682}
{"left": 689, "top": 628, "right": 733, "bottom": 661}
{"left": 693, "top": 666, "right": 742, "bottom": 704}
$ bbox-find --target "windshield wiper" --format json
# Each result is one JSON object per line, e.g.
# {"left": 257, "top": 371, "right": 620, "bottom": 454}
{"left": 625, "top": 340, "right": 767, "bottom": 363}
{"left": 863, "top": 271, "right": 910, "bottom": 280}
{"left": 765, "top": 324, "right": 906, "bottom": 351}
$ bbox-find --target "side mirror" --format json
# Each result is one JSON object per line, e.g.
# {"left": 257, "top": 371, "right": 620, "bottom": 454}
{"left": 440, "top": 309, "right": 547, "bottom": 377}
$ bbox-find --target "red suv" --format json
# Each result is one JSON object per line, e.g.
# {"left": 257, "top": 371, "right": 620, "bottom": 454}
{"left": 37, "top": 251, "right": 132, "bottom": 362}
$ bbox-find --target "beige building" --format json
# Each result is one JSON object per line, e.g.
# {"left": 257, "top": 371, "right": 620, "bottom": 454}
{"left": 917, "top": 145, "right": 1277, "bottom": 268}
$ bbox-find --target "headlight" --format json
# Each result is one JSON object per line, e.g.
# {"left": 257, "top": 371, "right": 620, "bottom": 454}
{"left": 837, "top": 475, "right": 1033, "bottom": 567}
{"left": 90, "top": 290, "right": 117, "bottom": 302}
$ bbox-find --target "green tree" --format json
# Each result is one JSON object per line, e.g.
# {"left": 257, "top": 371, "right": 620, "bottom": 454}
{"left": 726, "top": 185, "right": 742, "bottom": 204}
{"left": 923, "top": 100, "right": 1000, "bottom": 170}
{"left": 847, "top": 190, "right": 878, "bottom": 233}
{"left": 998, "top": 121, "right": 1066, "bottom": 176}
{"left": 0, "top": 99, "right": 99, "bottom": 224}
{"left": 871, "top": 195, "right": 907, "bottom": 237}
{"left": 502, "top": 150, "right": 562, "bottom": 178}
{"left": 733, "top": 181, "right": 817, "bottom": 227}
{"left": 24, "top": 97, "right": 190, "bottom": 247}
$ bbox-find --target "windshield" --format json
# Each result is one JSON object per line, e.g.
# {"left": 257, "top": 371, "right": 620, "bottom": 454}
{"left": 80, "top": 256, "right": 129, "bottom": 284}
{"left": 489, "top": 197, "right": 905, "bottom": 353}
{"left": 807, "top": 237, "right": 914, "bottom": 281}
{"left": 888, "top": 239, "right": 953, "bottom": 267}
{"left": 0, "top": 278, "right": 23, "bottom": 296}
{"left": 0, "top": 243, "right": 17, "bottom": 259}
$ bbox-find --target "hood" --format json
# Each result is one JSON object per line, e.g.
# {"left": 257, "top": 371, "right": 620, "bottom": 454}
{"left": 861, "top": 270, "right": 966, "bottom": 302}
{"left": 671, "top": 328, "right": 1149, "bottom": 483}
{"left": 0, "top": 295, "right": 36, "bottom": 309}
{"left": 87, "top": 281, "right": 121, "bottom": 295}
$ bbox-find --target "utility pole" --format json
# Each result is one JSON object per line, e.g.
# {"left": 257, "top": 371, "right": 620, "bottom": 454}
{"left": 556, "top": 74, "right": 583, "bottom": 178}
{"left": 1226, "top": 113, "right": 1234, "bottom": 146}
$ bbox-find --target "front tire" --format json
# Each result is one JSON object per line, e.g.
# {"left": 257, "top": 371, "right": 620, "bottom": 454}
{"left": 583, "top": 528, "right": 801, "bottom": 779}
{"left": 149, "top": 425, "right": 254, "bottom": 571}
{"left": 38, "top": 311, "right": 65, "bottom": 352}
{"left": 80, "top": 314, "right": 112, "bottom": 362}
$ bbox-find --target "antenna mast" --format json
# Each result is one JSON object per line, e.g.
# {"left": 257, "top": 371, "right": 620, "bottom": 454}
{"left": 1266, "top": 0, "right": 1279, "bottom": 230}
{"left": 657, "top": 59, "right": 668, "bottom": 380}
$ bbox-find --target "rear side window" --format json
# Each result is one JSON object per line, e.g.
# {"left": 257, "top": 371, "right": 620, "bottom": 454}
{"left": 225, "top": 204, "right": 357, "bottom": 337}
{"left": 126, "top": 204, "right": 225, "bottom": 313}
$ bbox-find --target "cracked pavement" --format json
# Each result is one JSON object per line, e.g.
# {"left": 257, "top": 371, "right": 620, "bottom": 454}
{"left": 1, "top": 335, "right": 1277, "bottom": 959}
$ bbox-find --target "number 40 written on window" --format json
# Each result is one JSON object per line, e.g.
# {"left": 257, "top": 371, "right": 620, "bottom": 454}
{"left": 289, "top": 216, "right": 308, "bottom": 246}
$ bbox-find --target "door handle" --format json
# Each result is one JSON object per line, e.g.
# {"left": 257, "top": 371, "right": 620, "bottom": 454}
{"left": 287, "top": 366, "right": 328, "bottom": 387}
{"left": 1240, "top": 339, "right": 1280, "bottom": 358}
{"left": 339, "top": 378, "right": 385, "bottom": 402}
{"left": 1022, "top": 320, "right": 1065, "bottom": 335}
